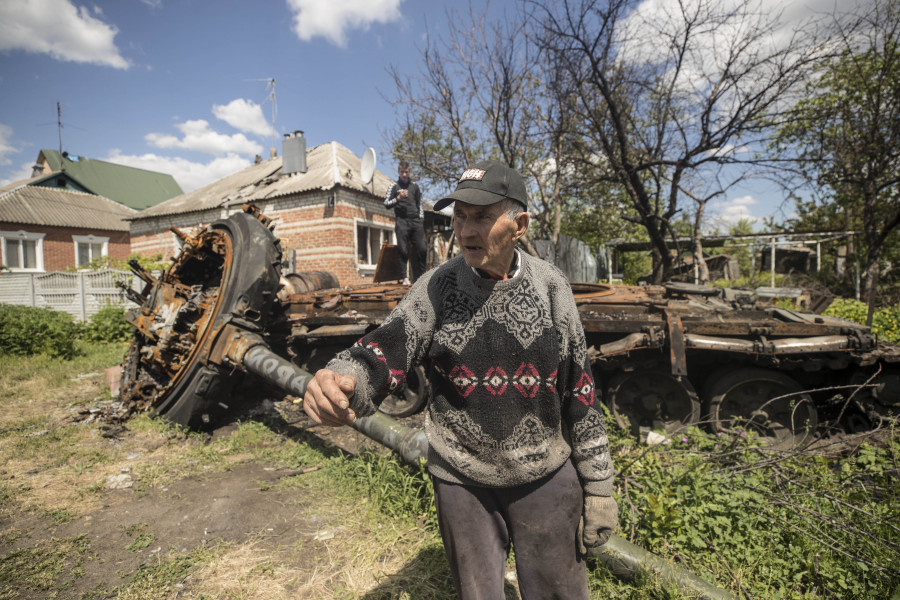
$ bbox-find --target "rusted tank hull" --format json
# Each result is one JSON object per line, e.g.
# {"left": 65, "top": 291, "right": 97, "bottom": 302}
{"left": 119, "top": 205, "right": 899, "bottom": 440}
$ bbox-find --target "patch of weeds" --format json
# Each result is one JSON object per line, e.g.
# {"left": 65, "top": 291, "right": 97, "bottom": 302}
{"left": 120, "top": 523, "right": 156, "bottom": 553}
{"left": 69, "top": 448, "right": 115, "bottom": 477}
{"left": 329, "top": 450, "right": 436, "bottom": 529}
{"left": 248, "top": 559, "right": 276, "bottom": 576}
{"left": 114, "top": 547, "right": 215, "bottom": 600}
{"left": 13, "top": 424, "right": 81, "bottom": 465}
{"left": 74, "top": 582, "right": 114, "bottom": 600}
{"left": 126, "top": 414, "right": 190, "bottom": 437}
{"left": 0, "top": 416, "right": 52, "bottom": 439}
{"left": 0, "top": 534, "right": 90, "bottom": 593}
{"left": 0, "top": 483, "right": 12, "bottom": 505}
{"left": 44, "top": 507, "right": 76, "bottom": 525}
{"left": 126, "top": 534, "right": 156, "bottom": 553}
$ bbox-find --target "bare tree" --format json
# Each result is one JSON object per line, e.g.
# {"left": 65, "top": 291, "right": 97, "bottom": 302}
{"left": 529, "top": 0, "right": 826, "bottom": 283}
{"left": 385, "top": 3, "right": 595, "bottom": 256}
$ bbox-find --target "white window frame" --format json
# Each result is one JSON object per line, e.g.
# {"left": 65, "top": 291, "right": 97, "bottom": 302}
{"left": 72, "top": 234, "right": 109, "bottom": 268}
{"left": 354, "top": 219, "right": 395, "bottom": 274}
{"left": 1, "top": 230, "right": 45, "bottom": 272}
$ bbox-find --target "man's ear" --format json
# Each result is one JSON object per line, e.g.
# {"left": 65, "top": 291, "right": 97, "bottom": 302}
{"left": 512, "top": 212, "right": 530, "bottom": 241}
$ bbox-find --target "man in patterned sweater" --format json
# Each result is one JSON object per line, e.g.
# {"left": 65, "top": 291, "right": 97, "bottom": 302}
{"left": 304, "top": 160, "right": 617, "bottom": 599}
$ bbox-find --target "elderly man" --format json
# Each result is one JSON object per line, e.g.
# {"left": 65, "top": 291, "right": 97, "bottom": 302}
{"left": 304, "top": 160, "right": 617, "bottom": 599}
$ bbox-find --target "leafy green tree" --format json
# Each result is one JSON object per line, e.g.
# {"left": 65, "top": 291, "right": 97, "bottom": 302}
{"left": 775, "top": 0, "right": 900, "bottom": 325}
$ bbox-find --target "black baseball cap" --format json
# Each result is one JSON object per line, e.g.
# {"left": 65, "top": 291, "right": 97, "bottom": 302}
{"left": 433, "top": 160, "right": 527, "bottom": 211}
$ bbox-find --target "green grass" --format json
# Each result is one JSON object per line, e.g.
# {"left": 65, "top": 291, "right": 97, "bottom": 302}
{"left": 0, "top": 535, "right": 91, "bottom": 596}
{"left": 113, "top": 547, "right": 216, "bottom": 600}
{"left": 1, "top": 342, "right": 898, "bottom": 599}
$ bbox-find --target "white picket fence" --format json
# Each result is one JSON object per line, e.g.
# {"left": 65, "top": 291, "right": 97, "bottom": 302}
{"left": 0, "top": 269, "right": 141, "bottom": 322}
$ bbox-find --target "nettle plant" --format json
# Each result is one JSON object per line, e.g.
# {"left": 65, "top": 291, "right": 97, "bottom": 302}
{"left": 608, "top": 417, "right": 900, "bottom": 599}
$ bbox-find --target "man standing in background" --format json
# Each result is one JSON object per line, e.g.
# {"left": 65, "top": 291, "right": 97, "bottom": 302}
{"left": 384, "top": 161, "right": 427, "bottom": 283}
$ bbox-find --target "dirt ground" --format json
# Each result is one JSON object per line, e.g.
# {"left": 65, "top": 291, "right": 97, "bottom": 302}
{"left": 0, "top": 379, "right": 443, "bottom": 600}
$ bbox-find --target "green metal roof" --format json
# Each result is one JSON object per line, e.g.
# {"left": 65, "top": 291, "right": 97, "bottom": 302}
{"left": 39, "top": 149, "right": 183, "bottom": 211}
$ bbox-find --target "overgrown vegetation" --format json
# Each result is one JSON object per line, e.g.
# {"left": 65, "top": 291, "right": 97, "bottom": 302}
{"left": 614, "top": 421, "right": 899, "bottom": 599}
{"left": 0, "top": 304, "right": 133, "bottom": 359}
{"left": 1, "top": 342, "right": 897, "bottom": 599}
{"left": 824, "top": 298, "right": 900, "bottom": 343}
{"left": 68, "top": 252, "right": 169, "bottom": 273}
{"left": 0, "top": 304, "right": 80, "bottom": 359}
{"left": 81, "top": 306, "right": 133, "bottom": 343}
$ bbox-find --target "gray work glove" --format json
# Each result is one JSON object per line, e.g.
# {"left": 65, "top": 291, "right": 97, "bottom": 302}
{"left": 579, "top": 495, "right": 618, "bottom": 554}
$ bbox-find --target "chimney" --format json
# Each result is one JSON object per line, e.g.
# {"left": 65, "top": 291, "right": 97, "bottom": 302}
{"left": 282, "top": 130, "right": 307, "bottom": 175}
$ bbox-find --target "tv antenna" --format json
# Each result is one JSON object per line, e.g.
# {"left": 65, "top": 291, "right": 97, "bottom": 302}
{"left": 245, "top": 77, "right": 277, "bottom": 151}
{"left": 37, "top": 101, "right": 83, "bottom": 158}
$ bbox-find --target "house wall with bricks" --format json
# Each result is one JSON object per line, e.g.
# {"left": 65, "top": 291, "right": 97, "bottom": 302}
{"left": 1, "top": 222, "right": 130, "bottom": 272}
{"left": 129, "top": 188, "right": 396, "bottom": 287}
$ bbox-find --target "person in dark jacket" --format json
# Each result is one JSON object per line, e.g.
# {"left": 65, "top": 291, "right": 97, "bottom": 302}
{"left": 384, "top": 161, "right": 427, "bottom": 283}
{"left": 305, "top": 160, "right": 618, "bottom": 600}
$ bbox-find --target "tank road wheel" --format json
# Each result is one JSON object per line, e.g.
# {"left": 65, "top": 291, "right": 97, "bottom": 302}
{"left": 607, "top": 370, "right": 700, "bottom": 436}
{"left": 703, "top": 367, "right": 818, "bottom": 447}
{"left": 379, "top": 365, "right": 430, "bottom": 418}
{"left": 120, "top": 211, "right": 282, "bottom": 429}
{"left": 847, "top": 367, "right": 900, "bottom": 429}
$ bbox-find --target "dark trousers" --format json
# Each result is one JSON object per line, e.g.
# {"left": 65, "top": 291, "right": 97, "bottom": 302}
{"left": 395, "top": 218, "right": 427, "bottom": 281}
{"left": 432, "top": 460, "right": 588, "bottom": 600}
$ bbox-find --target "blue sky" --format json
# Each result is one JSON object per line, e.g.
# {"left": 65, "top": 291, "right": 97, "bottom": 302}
{"left": 0, "top": 0, "right": 860, "bottom": 229}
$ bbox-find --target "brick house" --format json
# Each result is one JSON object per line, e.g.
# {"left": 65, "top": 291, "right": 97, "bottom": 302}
{"left": 0, "top": 172, "right": 134, "bottom": 272}
{"left": 130, "top": 133, "right": 448, "bottom": 286}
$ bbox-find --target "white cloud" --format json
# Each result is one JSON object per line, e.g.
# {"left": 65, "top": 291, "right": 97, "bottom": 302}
{"left": 0, "top": 161, "right": 37, "bottom": 188}
{"left": 0, "top": 124, "right": 18, "bottom": 166}
{"left": 145, "top": 119, "right": 263, "bottom": 156}
{"left": 212, "top": 99, "right": 274, "bottom": 137}
{"left": 287, "top": 0, "right": 403, "bottom": 46}
{"left": 105, "top": 150, "right": 251, "bottom": 193}
{"left": 0, "top": 0, "right": 129, "bottom": 69}
{"left": 707, "top": 195, "right": 760, "bottom": 232}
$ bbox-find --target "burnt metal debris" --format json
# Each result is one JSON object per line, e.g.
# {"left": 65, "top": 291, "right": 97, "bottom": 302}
{"left": 119, "top": 205, "right": 899, "bottom": 441}
{"left": 115, "top": 205, "right": 900, "bottom": 599}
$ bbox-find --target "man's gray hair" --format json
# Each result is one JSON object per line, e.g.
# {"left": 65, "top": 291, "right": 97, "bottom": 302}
{"left": 499, "top": 198, "right": 527, "bottom": 220}
{"left": 450, "top": 198, "right": 528, "bottom": 226}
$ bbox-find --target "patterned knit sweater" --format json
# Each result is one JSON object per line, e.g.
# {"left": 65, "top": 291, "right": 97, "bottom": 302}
{"left": 327, "top": 252, "right": 614, "bottom": 497}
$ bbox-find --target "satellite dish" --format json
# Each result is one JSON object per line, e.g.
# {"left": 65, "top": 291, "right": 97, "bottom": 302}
{"left": 361, "top": 147, "right": 376, "bottom": 184}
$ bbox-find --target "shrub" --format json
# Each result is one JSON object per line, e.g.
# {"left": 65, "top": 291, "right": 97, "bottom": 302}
{"left": 82, "top": 306, "right": 132, "bottom": 343}
{"left": 68, "top": 252, "right": 168, "bottom": 273}
{"left": 824, "top": 298, "right": 900, "bottom": 343}
{"left": 0, "top": 304, "right": 79, "bottom": 359}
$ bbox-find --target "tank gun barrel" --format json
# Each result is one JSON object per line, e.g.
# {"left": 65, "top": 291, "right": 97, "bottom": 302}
{"left": 222, "top": 335, "right": 313, "bottom": 398}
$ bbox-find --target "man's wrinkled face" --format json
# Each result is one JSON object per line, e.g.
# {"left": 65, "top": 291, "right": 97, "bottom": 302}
{"left": 398, "top": 167, "right": 411, "bottom": 183}
{"left": 453, "top": 201, "right": 523, "bottom": 279}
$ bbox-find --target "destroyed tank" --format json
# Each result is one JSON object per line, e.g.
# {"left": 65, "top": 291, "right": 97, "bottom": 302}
{"left": 118, "top": 207, "right": 900, "bottom": 446}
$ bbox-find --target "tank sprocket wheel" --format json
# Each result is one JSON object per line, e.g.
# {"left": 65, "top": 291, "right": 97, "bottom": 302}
{"left": 703, "top": 367, "right": 818, "bottom": 447}
{"left": 121, "top": 211, "right": 282, "bottom": 429}
{"left": 607, "top": 369, "right": 700, "bottom": 436}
